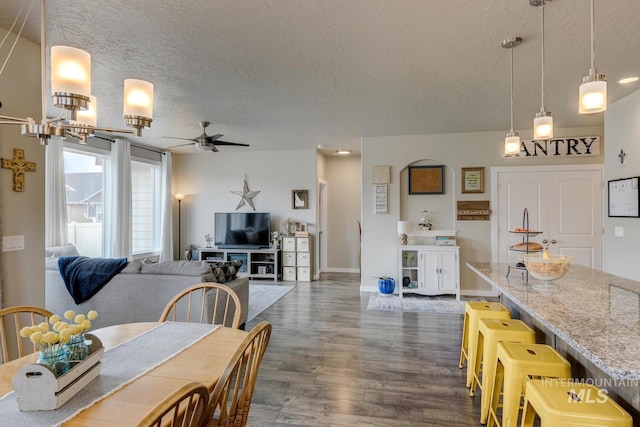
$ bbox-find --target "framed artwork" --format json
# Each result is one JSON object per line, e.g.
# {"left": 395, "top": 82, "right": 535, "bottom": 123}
{"left": 292, "top": 189, "right": 308, "bottom": 209}
{"left": 408, "top": 165, "right": 444, "bottom": 194}
{"left": 461, "top": 167, "right": 485, "bottom": 194}
{"left": 608, "top": 177, "right": 640, "bottom": 217}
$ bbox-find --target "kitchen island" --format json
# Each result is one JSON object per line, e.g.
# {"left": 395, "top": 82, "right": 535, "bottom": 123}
{"left": 467, "top": 262, "right": 640, "bottom": 420}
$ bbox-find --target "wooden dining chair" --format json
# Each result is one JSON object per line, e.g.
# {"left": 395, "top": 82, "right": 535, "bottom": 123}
{"left": 205, "top": 321, "right": 272, "bottom": 426}
{"left": 0, "top": 305, "right": 53, "bottom": 363}
{"left": 159, "top": 283, "right": 242, "bottom": 329}
{"left": 136, "top": 381, "right": 209, "bottom": 427}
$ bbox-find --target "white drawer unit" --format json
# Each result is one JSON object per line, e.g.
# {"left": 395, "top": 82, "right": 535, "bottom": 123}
{"left": 282, "top": 237, "right": 296, "bottom": 252}
{"left": 296, "top": 252, "right": 311, "bottom": 267}
{"left": 282, "top": 252, "right": 296, "bottom": 267}
{"left": 280, "top": 235, "right": 313, "bottom": 282}
{"left": 297, "top": 267, "right": 311, "bottom": 281}
{"left": 282, "top": 266, "right": 297, "bottom": 281}
{"left": 296, "top": 237, "right": 310, "bottom": 252}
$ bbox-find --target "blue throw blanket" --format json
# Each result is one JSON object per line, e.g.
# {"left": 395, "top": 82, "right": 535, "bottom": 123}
{"left": 58, "top": 256, "right": 128, "bottom": 304}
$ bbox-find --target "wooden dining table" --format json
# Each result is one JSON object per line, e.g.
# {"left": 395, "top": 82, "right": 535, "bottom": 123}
{"left": 0, "top": 322, "right": 248, "bottom": 426}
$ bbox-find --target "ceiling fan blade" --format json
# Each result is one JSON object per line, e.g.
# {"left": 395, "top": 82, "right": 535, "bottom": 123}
{"left": 168, "top": 142, "right": 196, "bottom": 148}
{"left": 162, "top": 136, "right": 197, "bottom": 142}
{"left": 212, "top": 146, "right": 220, "bottom": 152}
{"left": 213, "top": 140, "right": 250, "bottom": 147}
{"left": 210, "top": 133, "right": 223, "bottom": 141}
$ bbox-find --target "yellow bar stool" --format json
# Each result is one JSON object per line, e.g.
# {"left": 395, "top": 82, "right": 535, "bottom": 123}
{"left": 459, "top": 302, "right": 511, "bottom": 388}
{"left": 469, "top": 318, "right": 535, "bottom": 424}
{"left": 487, "top": 342, "right": 571, "bottom": 427}
{"left": 521, "top": 379, "right": 632, "bottom": 427}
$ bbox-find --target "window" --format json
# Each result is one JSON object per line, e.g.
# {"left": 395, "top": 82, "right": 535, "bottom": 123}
{"left": 64, "top": 149, "right": 106, "bottom": 257}
{"left": 131, "top": 159, "right": 161, "bottom": 256}
{"left": 63, "top": 145, "right": 162, "bottom": 258}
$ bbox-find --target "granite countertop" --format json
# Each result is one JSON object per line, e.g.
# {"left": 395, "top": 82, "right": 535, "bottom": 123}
{"left": 467, "top": 262, "right": 640, "bottom": 380}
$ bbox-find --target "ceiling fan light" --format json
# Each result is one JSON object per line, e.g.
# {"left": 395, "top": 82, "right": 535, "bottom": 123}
{"left": 579, "top": 75, "right": 607, "bottom": 113}
{"left": 504, "top": 132, "right": 521, "bottom": 155}
{"left": 533, "top": 111, "right": 553, "bottom": 140}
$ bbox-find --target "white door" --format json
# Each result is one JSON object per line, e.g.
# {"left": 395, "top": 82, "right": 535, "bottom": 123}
{"left": 439, "top": 250, "right": 459, "bottom": 293}
{"left": 492, "top": 166, "right": 604, "bottom": 269}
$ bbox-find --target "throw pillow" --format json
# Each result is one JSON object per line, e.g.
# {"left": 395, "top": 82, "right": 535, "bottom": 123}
{"left": 45, "top": 243, "right": 80, "bottom": 258}
{"left": 209, "top": 260, "right": 242, "bottom": 283}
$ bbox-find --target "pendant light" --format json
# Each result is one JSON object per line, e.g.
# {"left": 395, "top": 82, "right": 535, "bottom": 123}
{"left": 531, "top": 0, "right": 553, "bottom": 141}
{"left": 579, "top": 0, "right": 607, "bottom": 114}
{"left": 503, "top": 37, "right": 522, "bottom": 156}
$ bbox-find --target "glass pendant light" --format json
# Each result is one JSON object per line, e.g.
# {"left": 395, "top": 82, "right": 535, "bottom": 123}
{"left": 579, "top": 0, "right": 606, "bottom": 114}
{"left": 503, "top": 37, "right": 522, "bottom": 156}
{"left": 532, "top": 0, "right": 553, "bottom": 141}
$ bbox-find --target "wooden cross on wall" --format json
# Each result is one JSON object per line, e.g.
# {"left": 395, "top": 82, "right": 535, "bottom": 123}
{"left": 1, "top": 148, "right": 36, "bottom": 192}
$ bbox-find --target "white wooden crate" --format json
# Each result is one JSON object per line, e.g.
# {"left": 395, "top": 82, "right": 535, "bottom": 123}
{"left": 12, "top": 333, "right": 104, "bottom": 411}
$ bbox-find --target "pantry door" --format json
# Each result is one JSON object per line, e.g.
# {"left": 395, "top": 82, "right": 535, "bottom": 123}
{"left": 491, "top": 165, "right": 604, "bottom": 269}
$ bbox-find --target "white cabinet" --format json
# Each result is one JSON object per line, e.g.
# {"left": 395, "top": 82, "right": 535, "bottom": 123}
{"left": 398, "top": 246, "right": 459, "bottom": 299}
{"left": 281, "top": 235, "right": 313, "bottom": 282}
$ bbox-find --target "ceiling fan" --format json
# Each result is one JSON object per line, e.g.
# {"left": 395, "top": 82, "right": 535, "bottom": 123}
{"left": 163, "top": 121, "right": 250, "bottom": 152}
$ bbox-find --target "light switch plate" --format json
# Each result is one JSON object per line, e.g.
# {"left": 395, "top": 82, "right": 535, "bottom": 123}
{"left": 2, "top": 235, "right": 25, "bottom": 252}
{"left": 615, "top": 226, "right": 624, "bottom": 237}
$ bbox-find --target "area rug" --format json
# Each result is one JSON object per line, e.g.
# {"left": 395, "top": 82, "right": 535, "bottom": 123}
{"left": 247, "top": 283, "right": 294, "bottom": 322}
{"left": 367, "top": 293, "right": 485, "bottom": 314}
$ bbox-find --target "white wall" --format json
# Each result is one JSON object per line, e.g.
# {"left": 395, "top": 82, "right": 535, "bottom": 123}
{"left": 361, "top": 126, "right": 604, "bottom": 293}
{"left": 0, "top": 28, "right": 46, "bottom": 307}
{"left": 173, "top": 149, "right": 318, "bottom": 273}
{"left": 604, "top": 89, "right": 640, "bottom": 280}
{"left": 325, "top": 154, "right": 361, "bottom": 272}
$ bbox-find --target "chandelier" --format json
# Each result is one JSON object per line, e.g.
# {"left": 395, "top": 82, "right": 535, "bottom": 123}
{"left": 0, "top": 0, "right": 153, "bottom": 145}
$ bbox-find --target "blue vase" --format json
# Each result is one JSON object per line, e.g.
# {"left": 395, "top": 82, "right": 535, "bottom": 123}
{"left": 37, "top": 349, "right": 70, "bottom": 377}
{"left": 378, "top": 277, "right": 395, "bottom": 295}
{"left": 64, "top": 333, "right": 90, "bottom": 362}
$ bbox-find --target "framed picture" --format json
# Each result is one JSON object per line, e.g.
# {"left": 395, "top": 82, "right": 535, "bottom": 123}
{"left": 461, "top": 167, "right": 485, "bottom": 194}
{"left": 408, "top": 165, "right": 444, "bottom": 194}
{"left": 292, "top": 189, "right": 308, "bottom": 209}
{"left": 608, "top": 177, "right": 640, "bottom": 217}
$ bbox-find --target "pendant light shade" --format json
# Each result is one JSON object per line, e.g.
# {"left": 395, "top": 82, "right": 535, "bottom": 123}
{"left": 123, "top": 78, "right": 154, "bottom": 137}
{"left": 503, "top": 37, "right": 522, "bottom": 156}
{"left": 533, "top": 111, "right": 553, "bottom": 140}
{"left": 531, "top": 0, "right": 553, "bottom": 141}
{"left": 504, "top": 133, "right": 521, "bottom": 155}
{"left": 51, "top": 46, "right": 91, "bottom": 119}
{"left": 579, "top": 77, "right": 607, "bottom": 113}
{"left": 579, "top": 0, "right": 606, "bottom": 114}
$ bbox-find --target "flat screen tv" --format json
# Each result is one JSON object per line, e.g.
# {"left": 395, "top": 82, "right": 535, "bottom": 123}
{"left": 214, "top": 212, "right": 271, "bottom": 249}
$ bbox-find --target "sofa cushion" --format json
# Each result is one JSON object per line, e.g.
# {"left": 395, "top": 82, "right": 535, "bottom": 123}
{"left": 141, "top": 260, "right": 212, "bottom": 276}
{"left": 209, "top": 260, "right": 242, "bottom": 283}
{"left": 120, "top": 259, "right": 143, "bottom": 274}
{"left": 45, "top": 243, "right": 80, "bottom": 258}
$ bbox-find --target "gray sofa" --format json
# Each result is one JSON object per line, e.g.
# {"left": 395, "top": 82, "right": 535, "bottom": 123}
{"left": 44, "top": 245, "right": 249, "bottom": 329}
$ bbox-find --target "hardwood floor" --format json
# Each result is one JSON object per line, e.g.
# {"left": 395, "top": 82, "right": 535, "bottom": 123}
{"left": 245, "top": 273, "right": 482, "bottom": 426}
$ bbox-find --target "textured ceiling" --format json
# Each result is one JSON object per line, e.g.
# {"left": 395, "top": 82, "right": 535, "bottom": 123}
{"left": 1, "top": 0, "right": 639, "bottom": 154}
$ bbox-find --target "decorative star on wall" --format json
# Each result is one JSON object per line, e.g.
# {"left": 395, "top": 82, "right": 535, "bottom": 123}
{"left": 231, "top": 174, "right": 260, "bottom": 210}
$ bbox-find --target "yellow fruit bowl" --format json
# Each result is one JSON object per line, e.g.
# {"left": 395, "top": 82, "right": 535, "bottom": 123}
{"left": 522, "top": 254, "right": 573, "bottom": 291}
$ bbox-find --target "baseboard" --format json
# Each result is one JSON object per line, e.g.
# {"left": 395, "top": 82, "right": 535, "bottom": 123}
{"left": 359, "top": 286, "right": 499, "bottom": 297}
{"left": 460, "top": 288, "right": 500, "bottom": 298}
{"left": 324, "top": 267, "right": 360, "bottom": 274}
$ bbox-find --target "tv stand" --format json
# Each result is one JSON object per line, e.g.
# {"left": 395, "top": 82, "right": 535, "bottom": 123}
{"left": 198, "top": 247, "right": 281, "bottom": 282}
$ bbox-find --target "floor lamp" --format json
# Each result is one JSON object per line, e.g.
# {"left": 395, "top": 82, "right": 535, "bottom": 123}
{"left": 174, "top": 193, "right": 186, "bottom": 260}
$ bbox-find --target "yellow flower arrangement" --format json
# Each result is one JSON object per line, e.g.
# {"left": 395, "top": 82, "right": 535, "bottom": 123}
{"left": 19, "top": 310, "right": 99, "bottom": 364}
